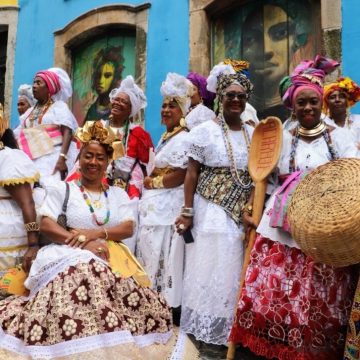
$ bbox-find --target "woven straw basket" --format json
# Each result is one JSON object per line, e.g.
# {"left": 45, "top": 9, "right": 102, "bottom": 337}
{"left": 287, "top": 158, "right": 360, "bottom": 267}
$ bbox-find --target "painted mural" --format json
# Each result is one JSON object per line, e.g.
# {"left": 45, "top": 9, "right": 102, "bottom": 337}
{"left": 212, "top": 0, "right": 320, "bottom": 121}
{"left": 72, "top": 31, "right": 136, "bottom": 124}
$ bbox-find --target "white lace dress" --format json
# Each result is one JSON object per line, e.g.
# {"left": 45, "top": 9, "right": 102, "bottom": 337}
{"left": 0, "top": 147, "right": 39, "bottom": 281}
{"left": 180, "top": 120, "right": 254, "bottom": 345}
{"left": 16, "top": 101, "right": 79, "bottom": 182}
{"left": 137, "top": 131, "right": 189, "bottom": 308}
{"left": 185, "top": 103, "right": 215, "bottom": 130}
{"left": 326, "top": 114, "right": 360, "bottom": 149}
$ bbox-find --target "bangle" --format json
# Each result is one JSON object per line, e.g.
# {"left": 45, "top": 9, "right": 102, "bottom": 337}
{"left": 28, "top": 243, "right": 39, "bottom": 248}
{"left": 181, "top": 206, "right": 194, "bottom": 218}
{"left": 59, "top": 153, "right": 68, "bottom": 160}
{"left": 152, "top": 176, "right": 164, "bottom": 189}
{"left": 103, "top": 227, "right": 109, "bottom": 240}
{"left": 24, "top": 222, "right": 40, "bottom": 232}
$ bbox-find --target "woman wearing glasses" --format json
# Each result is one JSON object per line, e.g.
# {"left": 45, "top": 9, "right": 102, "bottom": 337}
{"left": 176, "top": 60, "right": 255, "bottom": 346}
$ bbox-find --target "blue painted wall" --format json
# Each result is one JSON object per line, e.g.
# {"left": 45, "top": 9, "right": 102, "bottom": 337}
{"left": 12, "top": 0, "right": 189, "bottom": 143}
{"left": 342, "top": 0, "right": 360, "bottom": 114}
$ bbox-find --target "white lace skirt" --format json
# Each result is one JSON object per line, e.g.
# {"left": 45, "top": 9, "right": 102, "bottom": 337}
{"left": 180, "top": 195, "right": 244, "bottom": 345}
{"left": 137, "top": 225, "right": 184, "bottom": 308}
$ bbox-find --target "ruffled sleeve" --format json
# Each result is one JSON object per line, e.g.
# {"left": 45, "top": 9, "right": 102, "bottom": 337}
{"left": 126, "top": 126, "right": 154, "bottom": 164}
{"left": 0, "top": 147, "right": 39, "bottom": 186}
{"left": 187, "top": 121, "right": 215, "bottom": 163}
{"left": 38, "top": 180, "right": 67, "bottom": 221}
{"left": 47, "top": 101, "right": 78, "bottom": 131}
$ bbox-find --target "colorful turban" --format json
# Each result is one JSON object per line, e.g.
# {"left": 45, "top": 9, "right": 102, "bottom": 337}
{"left": 160, "top": 73, "right": 194, "bottom": 116}
{"left": 35, "top": 68, "right": 73, "bottom": 102}
{"left": 323, "top": 77, "right": 360, "bottom": 112}
{"left": 186, "top": 72, "right": 215, "bottom": 108}
{"left": 279, "top": 55, "right": 340, "bottom": 109}
{"left": 109, "top": 75, "right": 147, "bottom": 118}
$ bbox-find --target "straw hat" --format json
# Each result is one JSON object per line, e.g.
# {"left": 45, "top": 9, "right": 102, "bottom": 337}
{"left": 288, "top": 158, "right": 360, "bottom": 267}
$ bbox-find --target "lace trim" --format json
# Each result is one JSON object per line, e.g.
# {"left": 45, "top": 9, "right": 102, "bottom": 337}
{"left": 24, "top": 248, "right": 107, "bottom": 297}
{"left": 169, "top": 330, "right": 187, "bottom": 360}
{"left": 0, "top": 173, "right": 40, "bottom": 186}
{"left": 0, "top": 326, "right": 173, "bottom": 359}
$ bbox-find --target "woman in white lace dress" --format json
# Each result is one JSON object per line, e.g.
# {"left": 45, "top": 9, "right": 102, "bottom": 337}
{"left": 0, "top": 121, "right": 200, "bottom": 359}
{"left": 176, "top": 60, "right": 255, "bottom": 345}
{"left": 15, "top": 68, "right": 78, "bottom": 182}
{"left": 137, "top": 73, "right": 192, "bottom": 316}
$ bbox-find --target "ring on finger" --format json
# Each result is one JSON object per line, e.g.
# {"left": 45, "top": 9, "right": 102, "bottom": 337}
{"left": 97, "top": 247, "right": 104, "bottom": 253}
{"left": 178, "top": 224, "right": 185, "bottom": 230}
{"left": 77, "top": 234, "right": 87, "bottom": 243}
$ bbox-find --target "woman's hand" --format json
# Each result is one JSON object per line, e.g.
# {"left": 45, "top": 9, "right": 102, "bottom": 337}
{"left": 83, "top": 240, "right": 109, "bottom": 262}
{"left": 175, "top": 215, "right": 193, "bottom": 235}
{"left": 23, "top": 246, "right": 39, "bottom": 273}
{"left": 143, "top": 176, "right": 153, "bottom": 190}
{"left": 53, "top": 156, "right": 68, "bottom": 180}
{"left": 65, "top": 228, "right": 102, "bottom": 248}
{"left": 242, "top": 212, "right": 258, "bottom": 244}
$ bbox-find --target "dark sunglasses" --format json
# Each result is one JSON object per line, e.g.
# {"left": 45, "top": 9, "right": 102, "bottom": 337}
{"left": 225, "top": 91, "right": 247, "bottom": 100}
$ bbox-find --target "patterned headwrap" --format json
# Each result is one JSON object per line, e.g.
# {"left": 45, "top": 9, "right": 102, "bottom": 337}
{"left": 279, "top": 55, "right": 340, "bottom": 109}
{"left": 323, "top": 77, "right": 360, "bottom": 113}
{"left": 35, "top": 70, "right": 61, "bottom": 96}
{"left": 160, "top": 73, "right": 194, "bottom": 116}
{"left": 186, "top": 72, "right": 216, "bottom": 108}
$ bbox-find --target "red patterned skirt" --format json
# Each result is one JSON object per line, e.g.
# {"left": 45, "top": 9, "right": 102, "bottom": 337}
{"left": 229, "top": 235, "right": 356, "bottom": 360}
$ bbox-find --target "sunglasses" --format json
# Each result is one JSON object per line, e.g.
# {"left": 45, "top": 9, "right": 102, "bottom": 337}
{"left": 225, "top": 92, "right": 247, "bottom": 100}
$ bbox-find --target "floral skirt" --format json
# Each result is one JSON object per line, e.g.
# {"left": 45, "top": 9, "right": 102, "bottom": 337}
{"left": 228, "top": 235, "right": 356, "bottom": 360}
{"left": 0, "top": 258, "right": 188, "bottom": 359}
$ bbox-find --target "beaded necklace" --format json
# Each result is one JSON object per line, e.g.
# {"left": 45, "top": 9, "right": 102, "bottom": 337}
{"left": 25, "top": 98, "right": 53, "bottom": 128}
{"left": 77, "top": 180, "right": 110, "bottom": 226}
{"left": 289, "top": 125, "right": 339, "bottom": 173}
{"left": 217, "top": 114, "right": 252, "bottom": 189}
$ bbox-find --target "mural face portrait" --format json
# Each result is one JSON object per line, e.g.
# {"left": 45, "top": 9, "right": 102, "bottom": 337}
{"left": 213, "top": 0, "right": 319, "bottom": 121}
{"left": 72, "top": 32, "right": 136, "bottom": 124}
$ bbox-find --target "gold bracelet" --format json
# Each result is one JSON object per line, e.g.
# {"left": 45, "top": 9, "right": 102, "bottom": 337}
{"left": 24, "top": 222, "right": 40, "bottom": 232}
{"left": 152, "top": 176, "right": 164, "bottom": 189}
{"left": 103, "top": 227, "right": 109, "bottom": 240}
{"left": 59, "top": 153, "right": 68, "bottom": 160}
{"left": 242, "top": 203, "right": 253, "bottom": 216}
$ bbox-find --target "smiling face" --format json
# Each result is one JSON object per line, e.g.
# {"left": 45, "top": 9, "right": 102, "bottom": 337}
{"left": 161, "top": 99, "right": 183, "bottom": 131}
{"left": 32, "top": 76, "right": 50, "bottom": 103}
{"left": 221, "top": 84, "right": 247, "bottom": 119}
{"left": 294, "top": 88, "right": 322, "bottom": 128}
{"left": 79, "top": 142, "right": 109, "bottom": 184}
{"left": 326, "top": 89, "right": 348, "bottom": 118}
{"left": 110, "top": 92, "right": 132, "bottom": 122}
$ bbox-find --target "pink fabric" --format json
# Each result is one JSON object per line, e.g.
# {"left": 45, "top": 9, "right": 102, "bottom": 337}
{"left": 293, "top": 85, "right": 323, "bottom": 104}
{"left": 36, "top": 70, "right": 61, "bottom": 96}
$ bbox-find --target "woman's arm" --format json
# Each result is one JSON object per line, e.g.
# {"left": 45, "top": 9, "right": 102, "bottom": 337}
{"left": 143, "top": 168, "right": 187, "bottom": 190}
{"left": 5, "top": 183, "right": 39, "bottom": 271}
{"left": 40, "top": 216, "right": 74, "bottom": 244}
{"left": 175, "top": 158, "right": 201, "bottom": 234}
{"left": 53, "top": 125, "right": 73, "bottom": 179}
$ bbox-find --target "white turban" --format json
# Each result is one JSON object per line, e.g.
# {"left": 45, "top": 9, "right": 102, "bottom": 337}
{"left": 109, "top": 75, "right": 147, "bottom": 118}
{"left": 18, "top": 84, "right": 35, "bottom": 107}
{"left": 47, "top": 67, "right": 73, "bottom": 102}
{"left": 160, "top": 73, "right": 194, "bottom": 116}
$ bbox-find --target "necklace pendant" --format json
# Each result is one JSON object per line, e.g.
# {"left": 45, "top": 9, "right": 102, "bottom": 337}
{"left": 93, "top": 199, "right": 103, "bottom": 209}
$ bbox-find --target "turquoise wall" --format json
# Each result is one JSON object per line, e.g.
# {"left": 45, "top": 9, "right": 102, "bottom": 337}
{"left": 12, "top": 0, "right": 189, "bottom": 143}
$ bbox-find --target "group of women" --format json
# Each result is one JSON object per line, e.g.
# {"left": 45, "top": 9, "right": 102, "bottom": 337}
{"left": 0, "top": 53, "right": 359, "bottom": 359}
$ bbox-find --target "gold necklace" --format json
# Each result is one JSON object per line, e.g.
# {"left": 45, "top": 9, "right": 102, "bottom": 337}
{"left": 298, "top": 121, "right": 326, "bottom": 137}
{"left": 161, "top": 123, "right": 185, "bottom": 141}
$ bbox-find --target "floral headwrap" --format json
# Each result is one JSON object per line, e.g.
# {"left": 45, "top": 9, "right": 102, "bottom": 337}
{"left": 279, "top": 55, "right": 340, "bottom": 109}
{"left": 207, "top": 59, "right": 254, "bottom": 98}
{"left": 323, "top": 77, "right": 360, "bottom": 113}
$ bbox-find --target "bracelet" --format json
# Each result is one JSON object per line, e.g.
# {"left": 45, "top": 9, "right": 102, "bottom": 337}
{"left": 28, "top": 243, "right": 39, "bottom": 248}
{"left": 181, "top": 206, "right": 194, "bottom": 218}
{"left": 242, "top": 203, "right": 253, "bottom": 216}
{"left": 24, "top": 222, "right": 40, "bottom": 232}
{"left": 59, "top": 153, "right": 68, "bottom": 160}
{"left": 152, "top": 176, "right": 164, "bottom": 189}
{"left": 103, "top": 227, "right": 109, "bottom": 240}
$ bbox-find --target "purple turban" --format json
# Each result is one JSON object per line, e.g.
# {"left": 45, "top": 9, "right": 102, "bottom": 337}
{"left": 187, "top": 72, "right": 216, "bottom": 109}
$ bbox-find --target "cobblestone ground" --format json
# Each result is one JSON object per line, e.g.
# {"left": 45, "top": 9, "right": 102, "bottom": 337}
{"left": 190, "top": 336, "right": 265, "bottom": 360}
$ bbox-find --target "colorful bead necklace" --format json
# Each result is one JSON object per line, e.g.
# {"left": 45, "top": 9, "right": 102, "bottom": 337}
{"left": 217, "top": 113, "right": 252, "bottom": 189}
{"left": 77, "top": 180, "right": 110, "bottom": 226}
{"left": 25, "top": 98, "right": 54, "bottom": 127}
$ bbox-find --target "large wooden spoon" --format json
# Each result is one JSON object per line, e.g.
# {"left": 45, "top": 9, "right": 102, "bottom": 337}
{"left": 227, "top": 116, "right": 283, "bottom": 359}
